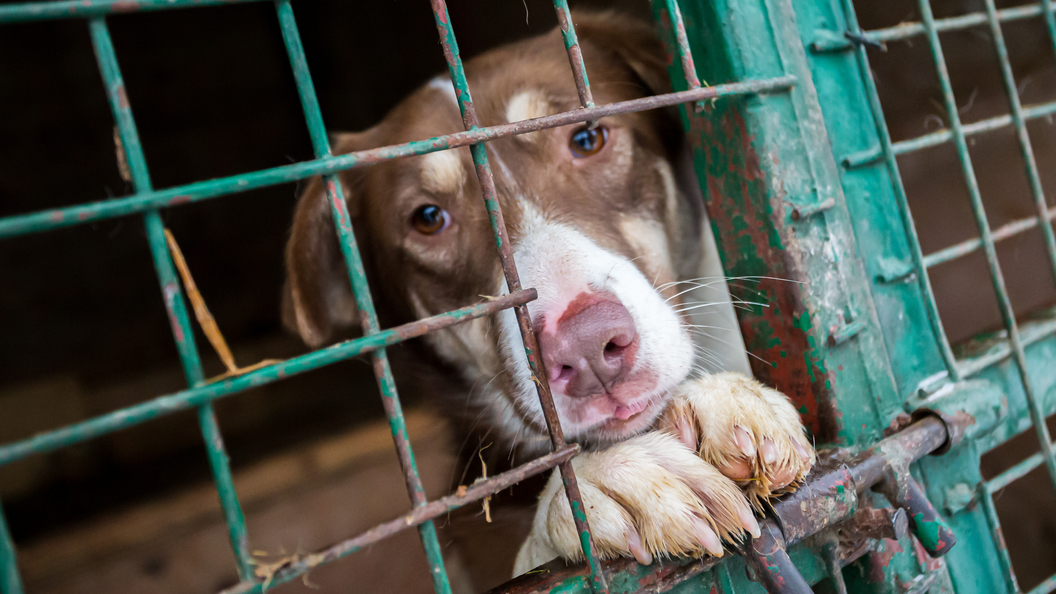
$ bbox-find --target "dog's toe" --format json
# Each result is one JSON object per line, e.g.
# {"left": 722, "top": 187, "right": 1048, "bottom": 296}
{"left": 658, "top": 373, "right": 816, "bottom": 510}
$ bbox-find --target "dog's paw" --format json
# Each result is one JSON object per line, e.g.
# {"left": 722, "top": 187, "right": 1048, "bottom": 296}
{"left": 514, "top": 432, "right": 759, "bottom": 574}
{"left": 658, "top": 373, "right": 815, "bottom": 510}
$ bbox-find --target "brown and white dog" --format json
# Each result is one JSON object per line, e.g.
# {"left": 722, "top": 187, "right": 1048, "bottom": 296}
{"left": 282, "top": 11, "right": 814, "bottom": 581}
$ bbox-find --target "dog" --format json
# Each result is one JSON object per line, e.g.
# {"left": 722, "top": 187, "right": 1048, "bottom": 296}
{"left": 281, "top": 10, "right": 815, "bottom": 584}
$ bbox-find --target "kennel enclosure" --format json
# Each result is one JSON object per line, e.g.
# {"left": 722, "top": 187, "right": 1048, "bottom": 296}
{"left": 1, "top": 0, "right": 1055, "bottom": 593}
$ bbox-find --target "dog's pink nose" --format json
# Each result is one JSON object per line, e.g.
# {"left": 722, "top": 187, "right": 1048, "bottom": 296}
{"left": 540, "top": 296, "right": 639, "bottom": 399}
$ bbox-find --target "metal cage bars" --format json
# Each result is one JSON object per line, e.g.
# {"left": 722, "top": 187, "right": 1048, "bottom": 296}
{"left": 0, "top": 1, "right": 800, "bottom": 593}
{"left": 832, "top": 1, "right": 1056, "bottom": 592}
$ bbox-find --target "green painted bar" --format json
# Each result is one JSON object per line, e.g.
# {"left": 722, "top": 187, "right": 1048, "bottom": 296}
{"left": 552, "top": 0, "right": 594, "bottom": 109}
{"left": 0, "top": 504, "right": 23, "bottom": 594}
{"left": 843, "top": 100, "right": 1056, "bottom": 168}
{"left": 0, "top": 75, "right": 792, "bottom": 240}
{"left": 923, "top": 212, "right": 1054, "bottom": 270}
{"left": 918, "top": 0, "right": 1056, "bottom": 499}
{"left": 272, "top": 2, "right": 451, "bottom": 591}
{"left": 88, "top": 16, "right": 255, "bottom": 580}
{"left": 812, "top": 1, "right": 1055, "bottom": 52}
{"left": 979, "top": 487, "right": 1020, "bottom": 593}
{"left": 839, "top": 0, "right": 962, "bottom": 379}
{"left": 0, "top": 290, "right": 535, "bottom": 468}
{"left": 956, "top": 309, "right": 1056, "bottom": 379}
{"left": 429, "top": 1, "right": 608, "bottom": 590}
{"left": 987, "top": 446, "right": 1056, "bottom": 494}
{"left": 0, "top": 0, "right": 263, "bottom": 23}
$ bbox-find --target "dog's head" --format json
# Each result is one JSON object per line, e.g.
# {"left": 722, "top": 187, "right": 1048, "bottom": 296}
{"left": 284, "top": 12, "right": 708, "bottom": 450}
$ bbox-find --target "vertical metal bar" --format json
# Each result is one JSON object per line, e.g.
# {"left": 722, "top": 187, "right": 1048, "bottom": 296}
{"left": 983, "top": 0, "right": 1056, "bottom": 282}
{"left": 551, "top": 0, "right": 594, "bottom": 110}
{"left": 981, "top": 485, "right": 1020, "bottom": 594}
{"left": 661, "top": 0, "right": 708, "bottom": 113}
{"left": 271, "top": 3, "right": 451, "bottom": 593}
{"left": 916, "top": 0, "right": 1056, "bottom": 493}
{"left": 0, "top": 504, "right": 23, "bottom": 594}
{"left": 1043, "top": 0, "right": 1056, "bottom": 57}
{"left": 427, "top": 2, "right": 607, "bottom": 591}
{"left": 838, "top": 0, "right": 962, "bottom": 380}
{"left": 87, "top": 17, "right": 254, "bottom": 582}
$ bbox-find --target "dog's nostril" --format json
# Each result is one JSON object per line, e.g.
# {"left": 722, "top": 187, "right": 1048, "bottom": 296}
{"left": 604, "top": 341, "right": 620, "bottom": 354}
{"left": 557, "top": 365, "right": 575, "bottom": 382}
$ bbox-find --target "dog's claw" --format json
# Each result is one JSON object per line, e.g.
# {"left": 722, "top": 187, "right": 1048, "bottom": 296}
{"left": 627, "top": 530, "right": 652, "bottom": 565}
{"left": 692, "top": 517, "right": 724, "bottom": 557}
{"left": 734, "top": 425, "right": 755, "bottom": 458}
{"left": 658, "top": 373, "right": 817, "bottom": 510}
{"left": 738, "top": 507, "right": 761, "bottom": 539}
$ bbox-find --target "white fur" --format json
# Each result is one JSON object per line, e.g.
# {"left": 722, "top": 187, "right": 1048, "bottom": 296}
{"left": 427, "top": 76, "right": 458, "bottom": 106}
{"left": 420, "top": 150, "right": 464, "bottom": 194}
{"left": 505, "top": 90, "right": 551, "bottom": 142}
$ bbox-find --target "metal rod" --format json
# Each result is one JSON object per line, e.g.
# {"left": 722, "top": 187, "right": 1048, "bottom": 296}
{"left": 979, "top": 485, "right": 1021, "bottom": 594}
{"left": 843, "top": 99, "right": 1056, "bottom": 168}
{"left": 917, "top": 0, "right": 1056, "bottom": 499}
{"left": 217, "top": 444, "right": 580, "bottom": 594}
{"left": 1029, "top": 572, "right": 1056, "bottom": 594}
{"left": 985, "top": 0, "right": 1056, "bottom": 282}
{"left": 838, "top": 0, "right": 962, "bottom": 378}
{"left": 552, "top": 0, "right": 595, "bottom": 111}
{"left": 0, "top": 75, "right": 795, "bottom": 240}
{"left": 812, "top": 1, "right": 1056, "bottom": 51}
{"left": 661, "top": 0, "right": 705, "bottom": 112}
{"left": 88, "top": 16, "right": 253, "bottom": 580}
{"left": 987, "top": 438, "right": 1056, "bottom": 493}
{"left": 428, "top": 1, "right": 607, "bottom": 590}
{"left": 273, "top": 2, "right": 453, "bottom": 590}
{"left": 923, "top": 210, "right": 1055, "bottom": 269}
{"left": 0, "top": 504, "right": 23, "bottom": 594}
{"left": 0, "top": 290, "right": 537, "bottom": 467}
{"left": 0, "top": 0, "right": 264, "bottom": 23}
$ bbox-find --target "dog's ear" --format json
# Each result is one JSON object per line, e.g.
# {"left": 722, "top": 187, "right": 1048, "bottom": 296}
{"left": 282, "top": 131, "right": 374, "bottom": 348}
{"left": 572, "top": 11, "right": 672, "bottom": 97}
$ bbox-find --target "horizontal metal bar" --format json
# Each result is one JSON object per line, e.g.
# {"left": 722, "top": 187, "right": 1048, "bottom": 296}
{"left": 844, "top": 99, "right": 1056, "bottom": 168}
{"left": 0, "top": 0, "right": 264, "bottom": 24}
{"left": 218, "top": 443, "right": 580, "bottom": 594}
{"left": 0, "top": 289, "right": 535, "bottom": 467}
{"left": 0, "top": 75, "right": 795, "bottom": 239}
{"left": 987, "top": 441, "right": 1056, "bottom": 493}
{"left": 923, "top": 206, "right": 1056, "bottom": 269}
{"left": 956, "top": 306, "right": 1056, "bottom": 378}
{"left": 502, "top": 416, "right": 962, "bottom": 593}
{"left": 813, "top": 1, "right": 1055, "bottom": 52}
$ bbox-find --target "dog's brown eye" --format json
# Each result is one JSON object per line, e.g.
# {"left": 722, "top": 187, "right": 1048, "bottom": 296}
{"left": 569, "top": 126, "right": 607, "bottom": 158}
{"left": 411, "top": 204, "right": 450, "bottom": 235}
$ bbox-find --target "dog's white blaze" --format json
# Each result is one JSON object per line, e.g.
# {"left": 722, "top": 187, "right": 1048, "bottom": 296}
{"left": 420, "top": 150, "right": 464, "bottom": 195}
{"left": 495, "top": 204, "right": 694, "bottom": 443}
{"left": 619, "top": 215, "right": 674, "bottom": 286}
{"left": 506, "top": 90, "right": 550, "bottom": 142}
{"left": 427, "top": 76, "right": 458, "bottom": 106}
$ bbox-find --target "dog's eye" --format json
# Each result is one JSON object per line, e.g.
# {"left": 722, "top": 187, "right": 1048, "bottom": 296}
{"left": 411, "top": 204, "right": 450, "bottom": 235}
{"left": 569, "top": 126, "right": 607, "bottom": 158}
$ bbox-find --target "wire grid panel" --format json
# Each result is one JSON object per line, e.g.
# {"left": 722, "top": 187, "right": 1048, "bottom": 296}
{"left": 0, "top": 1, "right": 796, "bottom": 593}
{"left": 814, "top": 0, "right": 1056, "bottom": 592}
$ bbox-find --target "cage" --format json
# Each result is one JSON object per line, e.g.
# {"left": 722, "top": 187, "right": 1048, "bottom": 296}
{"left": 1, "top": 0, "right": 1055, "bottom": 593}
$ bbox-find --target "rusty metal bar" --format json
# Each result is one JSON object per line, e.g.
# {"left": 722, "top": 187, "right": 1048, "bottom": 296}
{"left": 88, "top": 15, "right": 254, "bottom": 580}
{"left": 0, "top": 0, "right": 264, "bottom": 23}
{"left": 0, "top": 75, "right": 795, "bottom": 240}
{"left": 428, "top": 1, "right": 608, "bottom": 590}
{"left": 218, "top": 444, "right": 580, "bottom": 594}
{"left": 0, "top": 289, "right": 537, "bottom": 467}
{"left": 980, "top": 485, "right": 1020, "bottom": 594}
{"left": 744, "top": 524, "right": 814, "bottom": 594}
{"left": 661, "top": 0, "right": 706, "bottom": 113}
{"left": 503, "top": 415, "right": 965, "bottom": 593}
{"left": 551, "top": 0, "right": 594, "bottom": 111}
{"left": 0, "top": 503, "right": 21, "bottom": 594}
{"left": 273, "top": 2, "right": 452, "bottom": 590}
